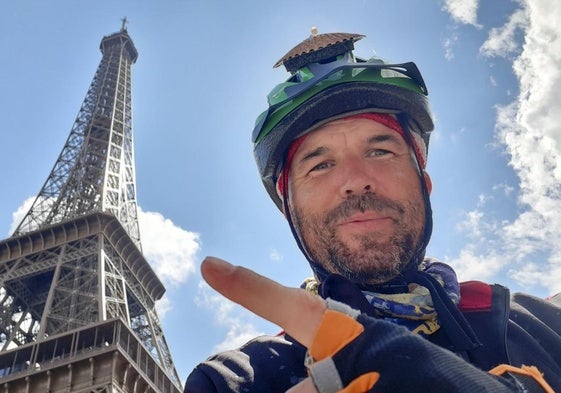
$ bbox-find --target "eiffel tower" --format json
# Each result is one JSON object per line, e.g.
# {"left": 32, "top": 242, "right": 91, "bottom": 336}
{"left": 0, "top": 21, "right": 182, "bottom": 393}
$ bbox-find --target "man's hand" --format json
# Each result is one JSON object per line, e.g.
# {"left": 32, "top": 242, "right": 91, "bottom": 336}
{"left": 201, "top": 256, "right": 325, "bottom": 392}
{"left": 202, "top": 257, "right": 383, "bottom": 392}
{"left": 201, "top": 257, "right": 326, "bottom": 353}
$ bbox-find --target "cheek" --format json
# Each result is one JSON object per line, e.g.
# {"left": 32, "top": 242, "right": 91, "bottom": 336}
{"left": 292, "top": 188, "right": 328, "bottom": 220}
{"left": 291, "top": 177, "right": 337, "bottom": 216}
{"left": 381, "top": 165, "right": 422, "bottom": 195}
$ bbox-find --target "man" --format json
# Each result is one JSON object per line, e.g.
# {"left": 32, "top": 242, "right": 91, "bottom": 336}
{"left": 185, "top": 31, "right": 561, "bottom": 392}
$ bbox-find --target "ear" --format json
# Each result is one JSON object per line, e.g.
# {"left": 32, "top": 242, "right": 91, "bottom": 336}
{"left": 423, "top": 171, "right": 432, "bottom": 194}
{"left": 275, "top": 182, "right": 287, "bottom": 216}
{"left": 279, "top": 201, "right": 287, "bottom": 217}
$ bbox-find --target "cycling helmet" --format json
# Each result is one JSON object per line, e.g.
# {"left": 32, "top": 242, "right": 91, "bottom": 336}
{"left": 252, "top": 30, "right": 434, "bottom": 211}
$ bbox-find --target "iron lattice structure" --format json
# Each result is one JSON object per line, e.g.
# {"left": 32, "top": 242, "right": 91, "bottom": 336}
{"left": 13, "top": 26, "right": 141, "bottom": 250}
{"left": 0, "top": 25, "right": 182, "bottom": 392}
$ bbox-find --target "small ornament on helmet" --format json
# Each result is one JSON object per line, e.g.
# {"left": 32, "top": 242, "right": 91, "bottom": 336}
{"left": 274, "top": 29, "right": 365, "bottom": 73}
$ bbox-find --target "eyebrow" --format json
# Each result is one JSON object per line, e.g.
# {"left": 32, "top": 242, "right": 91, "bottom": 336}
{"left": 367, "top": 133, "right": 404, "bottom": 146}
{"left": 298, "top": 146, "right": 328, "bottom": 165}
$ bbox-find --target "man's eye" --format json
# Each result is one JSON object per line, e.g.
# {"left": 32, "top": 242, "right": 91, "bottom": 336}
{"left": 310, "top": 162, "right": 332, "bottom": 172}
{"left": 368, "top": 149, "right": 391, "bottom": 157}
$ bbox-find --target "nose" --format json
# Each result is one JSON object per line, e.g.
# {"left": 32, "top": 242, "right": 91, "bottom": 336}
{"left": 345, "top": 184, "right": 372, "bottom": 196}
{"left": 339, "top": 158, "right": 375, "bottom": 197}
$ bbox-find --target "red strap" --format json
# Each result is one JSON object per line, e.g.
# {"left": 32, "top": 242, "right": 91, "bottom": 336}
{"left": 459, "top": 281, "right": 492, "bottom": 312}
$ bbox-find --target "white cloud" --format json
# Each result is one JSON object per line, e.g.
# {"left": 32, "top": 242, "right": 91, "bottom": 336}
{"left": 443, "top": 32, "right": 459, "bottom": 61}
{"left": 508, "top": 262, "right": 542, "bottom": 287}
{"left": 476, "top": 193, "right": 492, "bottom": 207}
{"left": 212, "top": 322, "right": 263, "bottom": 354}
{"left": 155, "top": 294, "right": 172, "bottom": 318}
{"left": 455, "top": 209, "right": 485, "bottom": 239}
{"left": 138, "top": 207, "right": 200, "bottom": 287}
{"left": 492, "top": 182, "right": 514, "bottom": 197}
{"left": 269, "top": 248, "right": 284, "bottom": 261}
{"left": 447, "top": 246, "right": 505, "bottom": 282}
{"left": 442, "top": 0, "right": 482, "bottom": 27}
{"left": 455, "top": 205, "right": 500, "bottom": 240}
{"left": 195, "top": 281, "right": 264, "bottom": 354}
{"left": 495, "top": 0, "right": 561, "bottom": 295}
{"left": 450, "top": 0, "right": 561, "bottom": 295}
{"left": 480, "top": 8, "right": 528, "bottom": 58}
{"left": 8, "top": 196, "right": 38, "bottom": 235}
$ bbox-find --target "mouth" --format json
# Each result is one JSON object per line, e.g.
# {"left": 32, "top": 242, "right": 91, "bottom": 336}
{"left": 337, "top": 212, "right": 393, "bottom": 230}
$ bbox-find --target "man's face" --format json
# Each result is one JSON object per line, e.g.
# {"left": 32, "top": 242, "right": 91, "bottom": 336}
{"left": 289, "top": 117, "right": 430, "bottom": 285}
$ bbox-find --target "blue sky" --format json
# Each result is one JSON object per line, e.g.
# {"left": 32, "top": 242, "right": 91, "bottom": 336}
{"left": 2, "top": 0, "right": 561, "bottom": 385}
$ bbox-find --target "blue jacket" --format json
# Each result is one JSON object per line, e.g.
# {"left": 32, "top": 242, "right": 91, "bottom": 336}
{"left": 184, "top": 281, "right": 561, "bottom": 392}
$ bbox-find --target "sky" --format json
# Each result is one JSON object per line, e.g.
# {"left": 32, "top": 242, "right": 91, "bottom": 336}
{"left": 1, "top": 0, "right": 561, "bottom": 386}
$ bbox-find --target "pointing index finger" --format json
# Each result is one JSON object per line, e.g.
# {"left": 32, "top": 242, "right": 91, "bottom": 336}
{"left": 201, "top": 256, "right": 326, "bottom": 348}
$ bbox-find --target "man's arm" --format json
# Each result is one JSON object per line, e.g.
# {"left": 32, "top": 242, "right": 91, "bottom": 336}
{"left": 200, "top": 257, "right": 555, "bottom": 392}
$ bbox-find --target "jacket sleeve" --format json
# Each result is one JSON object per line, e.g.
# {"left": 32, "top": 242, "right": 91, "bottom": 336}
{"left": 184, "top": 334, "right": 308, "bottom": 393}
{"left": 306, "top": 299, "right": 554, "bottom": 392}
{"left": 184, "top": 366, "right": 218, "bottom": 393}
{"left": 184, "top": 296, "right": 561, "bottom": 392}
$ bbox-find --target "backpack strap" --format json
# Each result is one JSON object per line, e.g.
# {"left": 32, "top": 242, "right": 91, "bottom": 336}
{"left": 458, "top": 281, "right": 511, "bottom": 370}
{"left": 459, "top": 283, "right": 557, "bottom": 391}
{"left": 459, "top": 280, "right": 493, "bottom": 312}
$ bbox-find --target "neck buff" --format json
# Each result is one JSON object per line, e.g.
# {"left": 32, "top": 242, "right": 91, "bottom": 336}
{"left": 303, "top": 258, "right": 460, "bottom": 338}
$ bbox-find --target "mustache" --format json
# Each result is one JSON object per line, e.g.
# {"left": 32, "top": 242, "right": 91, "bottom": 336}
{"left": 324, "top": 193, "right": 405, "bottom": 225}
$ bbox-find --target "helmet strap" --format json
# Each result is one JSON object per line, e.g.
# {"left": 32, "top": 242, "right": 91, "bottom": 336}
{"left": 396, "top": 114, "right": 433, "bottom": 271}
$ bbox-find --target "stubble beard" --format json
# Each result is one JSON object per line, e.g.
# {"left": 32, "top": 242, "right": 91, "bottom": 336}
{"left": 294, "top": 193, "right": 424, "bottom": 285}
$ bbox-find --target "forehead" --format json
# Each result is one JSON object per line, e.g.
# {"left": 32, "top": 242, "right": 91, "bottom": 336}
{"left": 296, "top": 117, "right": 406, "bottom": 152}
